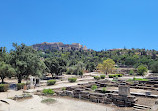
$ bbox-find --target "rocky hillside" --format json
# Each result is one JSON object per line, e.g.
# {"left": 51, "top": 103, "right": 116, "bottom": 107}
{"left": 32, "top": 42, "right": 88, "bottom": 51}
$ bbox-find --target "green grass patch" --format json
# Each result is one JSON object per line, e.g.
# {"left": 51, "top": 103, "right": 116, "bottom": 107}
{"left": 41, "top": 98, "right": 56, "bottom": 104}
{"left": 127, "top": 78, "right": 149, "bottom": 82}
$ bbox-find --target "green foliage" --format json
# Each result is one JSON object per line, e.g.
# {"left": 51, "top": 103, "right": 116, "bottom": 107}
{"left": 68, "top": 77, "right": 77, "bottom": 83}
{"left": 94, "top": 76, "right": 100, "bottom": 80}
{"left": 97, "top": 58, "right": 115, "bottom": 74}
{"left": 1, "top": 43, "right": 158, "bottom": 84}
{"left": 0, "top": 84, "right": 8, "bottom": 92}
{"left": 102, "top": 87, "right": 107, "bottom": 93}
{"left": 137, "top": 65, "right": 148, "bottom": 76}
{"left": 151, "top": 61, "right": 158, "bottom": 73}
{"left": 62, "top": 87, "right": 66, "bottom": 91}
{"left": 44, "top": 57, "right": 66, "bottom": 77}
{"left": 127, "top": 78, "right": 149, "bottom": 82}
{"left": 16, "top": 83, "right": 25, "bottom": 90}
{"left": 42, "top": 89, "right": 55, "bottom": 95}
{"left": 108, "top": 74, "right": 123, "bottom": 78}
{"left": 100, "top": 75, "right": 105, "bottom": 79}
{"left": 41, "top": 98, "right": 56, "bottom": 104}
{"left": 47, "top": 80, "right": 56, "bottom": 86}
{"left": 0, "top": 62, "right": 15, "bottom": 83}
{"left": 10, "top": 43, "right": 46, "bottom": 83}
{"left": 129, "top": 70, "right": 134, "bottom": 75}
{"left": 91, "top": 85, "right": 97, "bottom": 90}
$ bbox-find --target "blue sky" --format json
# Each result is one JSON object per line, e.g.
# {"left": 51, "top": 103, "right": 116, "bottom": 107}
{"left": 0, "top": 0, "right": 158, "bottom": 51}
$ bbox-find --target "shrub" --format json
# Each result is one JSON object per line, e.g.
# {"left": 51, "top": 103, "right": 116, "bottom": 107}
{"left": 91, "top": 85, "right": 97, "bottom": 90}
{"left": 68, "top": 77, "right": 77, "bottom": 83}
{"left": 42, "top": 89, "right": 55, "bottom": 95}
{"left": 16, "top": 83, "right": 25, "bottom": 90}
{"left": 94, "top": 76, "right": 100, "bottom": 80}
{"left": 117, "top": 74, "right": 123, "bottom": 77}
{"left": 47, "top": 80, "right": 56, "bottom": 86}
{"left": 62, "top": 87, "right": 66, "bottom": 91}
{"left": 129, "top": 70, "right": 134, "bottom": 75}
{"left": 127, "top": 78, "right": 149, "bottom": 82}
{"left": 0, "top": 84, "right": 8, "bottom": 92}
{"left": 102, "top": 87, "right": 107, "bottom": 93}
{"left": 137, "top": 65, "right": 148, "bottom": 76}
{"left": 108, "top": 75, "right": 114, "bottom": 78}
{"left": 108, "top": 74, "right": 123, "bottom": 78}
{"left": 100, "top": 75, "right": 105, "bottom": 79}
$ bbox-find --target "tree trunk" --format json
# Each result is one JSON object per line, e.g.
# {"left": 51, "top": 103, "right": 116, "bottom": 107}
{"left": 18, "top": 74, "right": 22, "bottom": 83}
{"left": 1, "top": 77, "right": 4, "bottom": 84}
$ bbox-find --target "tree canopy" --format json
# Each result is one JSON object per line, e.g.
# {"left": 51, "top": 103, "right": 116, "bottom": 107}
{"left": 10, "top": 43, "right": 46, "bottom": 83}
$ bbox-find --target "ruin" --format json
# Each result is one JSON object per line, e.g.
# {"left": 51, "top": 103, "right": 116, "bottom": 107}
{"left": 111, "top": 83, "right": 136, "bottom": 107}
{"left": 54, "top": 80, "right": 137, "bottom": 107}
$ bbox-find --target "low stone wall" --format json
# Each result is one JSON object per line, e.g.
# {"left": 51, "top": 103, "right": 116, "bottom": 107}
{"left": 54, "top": 81, "right": 137, "bottom": 107}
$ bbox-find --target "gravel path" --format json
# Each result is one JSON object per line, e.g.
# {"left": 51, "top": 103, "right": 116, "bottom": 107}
{"left": 0, "top": 95, "right": 115, "bottom": 111}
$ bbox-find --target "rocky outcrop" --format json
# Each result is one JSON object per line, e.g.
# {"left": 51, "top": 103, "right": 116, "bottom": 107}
{"left": 32, "top": 42, "right": 88, "bottom": 51}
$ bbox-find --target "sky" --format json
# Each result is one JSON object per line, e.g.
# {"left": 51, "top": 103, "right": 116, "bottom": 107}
{"left": 0, "top": 0, "right": 158, "bottom": 51}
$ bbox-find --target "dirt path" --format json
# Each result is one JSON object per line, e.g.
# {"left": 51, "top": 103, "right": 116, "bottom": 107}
{"left": 0, "top": 95, "right": 115, "bottom": 111}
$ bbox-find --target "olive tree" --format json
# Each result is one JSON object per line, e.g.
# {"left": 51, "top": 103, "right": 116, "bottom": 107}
{"left": 10, "top": 43, "right": 46, "bottom": 83}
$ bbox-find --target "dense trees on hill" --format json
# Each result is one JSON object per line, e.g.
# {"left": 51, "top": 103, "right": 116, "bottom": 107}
{"left": 44, "top": 57, "right": 66, "bottom": 77}
{"left": 1, "top": 43, "right": 158, "bottom": 83}
{"left": 38, "top": 48, "right": 157, "bottom": 70}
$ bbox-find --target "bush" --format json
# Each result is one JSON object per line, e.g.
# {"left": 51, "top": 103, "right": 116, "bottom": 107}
{"left": 117, "top": 74, "right": 123, "bottom": 77}
{"left": 127, "top": 78, "right": 149, "bottom": 82}
{"left": 68, "top": 77, "right": 77, "bottom": 83}
{"left": 100, "top": 75, "right": 105, "bottom": 79}
{"left": 108, "top": 74, "right": 123, "bottom": 78}
{"left": 47, "top": 80, "right": 56, "bottom": 86}
{"left": 16, "top": 83, "right": 25, "bottom": 90}
{"left": 102, "top": 87, "right": 107, "bottom": 93}
{"left": 62, "top": 87, "right": 66, "bottom": 91}
{"left": 0, "top": 84, "right": 8, "bottom": 92}
{"left": 91, "top": 85, "right": 97, "bottom": 90}
{"left": 108, "top": 75, "right": 114, "bottom": 78}
{"left": 137, "top": 65, "right": 148, "bottom": 76}
{"left": 42, "top": 89, "right": 55, "bottom": 95}
{"left": 94, "top": 76, "right": 100, "bottom": 80}
{"left": 129, "top": 70, "right": 134, "bottom": 75}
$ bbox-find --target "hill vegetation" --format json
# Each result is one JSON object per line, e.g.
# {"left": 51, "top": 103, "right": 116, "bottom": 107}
{"left": 0, "top": 43, "right": 158, "bottom": 83}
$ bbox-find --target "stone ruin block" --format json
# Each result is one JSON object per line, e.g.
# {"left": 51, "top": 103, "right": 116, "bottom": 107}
{"left": 89, "top": 93, "right": 106, "bottom": 103}
{"left": 154, "top": 84, "right": 158, "bottom": 88}
{"left": 65, "top": 90, "right": 74, "bottom": 97}
{"left": 80, "top": 91, "right": 90, "bottom": 100}
{"left": 119, "top": 85, "right": 130, "bottom": 96}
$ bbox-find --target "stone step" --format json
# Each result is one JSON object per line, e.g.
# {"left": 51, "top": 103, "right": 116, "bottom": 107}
{"left": 133, "top": 108, "right": 142, "bottom": 111}
{"left": 134, "top": 104, "right": 151, "bottom": 108}
{"left": 133, "top": 106, "right": 147, "bottom": 110}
